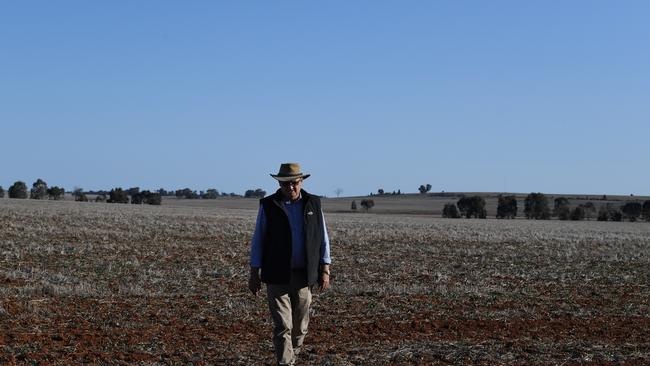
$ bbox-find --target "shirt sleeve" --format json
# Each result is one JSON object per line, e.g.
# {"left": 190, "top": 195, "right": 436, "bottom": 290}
{"left": 320, "top": 212, "right": 331, "bottom": 265}
{"left": 250, "top": 205, "right": 266, "bottom": 268}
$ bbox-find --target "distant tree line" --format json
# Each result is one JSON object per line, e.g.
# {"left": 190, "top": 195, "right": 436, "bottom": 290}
{"left": 2, "top": 178, "right": 276, "bottom": 205}
{"left": 440, "top": 192, "right": 650, "bottom": 222}
{"left": 370, "top": 189, "right": 402, "bottom": 196}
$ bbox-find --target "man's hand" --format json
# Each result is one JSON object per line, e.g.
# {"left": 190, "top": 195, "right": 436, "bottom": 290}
{"left": 318, "top": 265, "right": 331, "bottom": 292}
{"left": 249, "top": 267, "right": 261, "bottom": 296}
{"left": 318, "top": 274, "right": 330, "bottom": 292}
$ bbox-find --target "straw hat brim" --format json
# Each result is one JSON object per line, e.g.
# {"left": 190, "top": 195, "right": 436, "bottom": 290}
{"left": 270, "top": 173, "right": 311, "bottom": 182}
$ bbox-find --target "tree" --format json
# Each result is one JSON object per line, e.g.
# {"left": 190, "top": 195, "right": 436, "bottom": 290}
{"left": 126, "top": 187, "right": 140, "bottom": 198}
{"left": 599, "top": 204, "right": 622, "bottom": 222}
{"left": 570, "top": 206, "right": 586, "bottom": 221}
{"left": 643, "top": 200, "right": 650, "bottom": 222}
{"left": 334, "top": 188, "right": 343, "bottom": 197}
{"left": 144, "top": 191, "right": 162, "bottom": 205}
{"left": 351, "top": 200, "right": 357, "bottom": 211}
{"left": 73, "top": 187, "right": 88, "bottom": 202}
{"left": 202, "top": 189, "right": 219, "bottom": 199}
{"left": 108, "top": 188, "right": 129, "bottom": 203}
{"left": 457, "top": 196, "right": 487, "bottom": 218}
{"left": 597, "top": 206, "right": 610, "bottom": 221}
{"left": 47, "top": 186, "right": 65, "bottom": 200}
{"left": 553, "top": 197, "right": 571, "bottom": 220}
{"left": 442, "top": 203, "right": 460, "bottom": 218}
{"left": 524, "top": 193, "right": 550, "bottom": 219}
{"left": 611, "top": 209, "right": 623, "bottom": 222}
{"left": 377, "top": 189, "right": 384, "bottom": 195}
{"left": 8, "top": 181, "right": 28, "bottom": 199}
{"left": 30, "top": 178, "right": 48, "bottom": 199}
{"left": 581, "top": 202, "right": 597, "bottom": 220}
{"left": 0, "top": 186, "right": 4, "bottom": 198}
{"left": 175, "top": 188, "right": 199, "bottom": 199}
{"left": 418, "top": 184, "right": 432, "bottom": 194}
{"left": 244, "top": 189, "right": 266, "bottom": 198}
{"left": 131, "top": 192, "right": 144, "bottom": 204}
{"left": 131, "top": 190, "right": 162, "bottom": 205}
{"left": 360, "top": 199, "right": 374, "bottom": 211}
{"left": 621, "top": 202, "right": 642, "bottom": 222}
{"left": 496, "top": 195, "right": 517, "bottom": 219}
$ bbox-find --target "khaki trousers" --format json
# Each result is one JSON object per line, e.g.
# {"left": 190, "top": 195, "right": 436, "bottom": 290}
{"left": 266, "top": 269, "right": 312, "bottom": 365}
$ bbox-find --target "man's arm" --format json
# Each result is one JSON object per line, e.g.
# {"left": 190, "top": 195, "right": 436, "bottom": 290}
{"left": 249, "top": 205, "right": 265, "bottom": 295}
{"left": 319, "top": 213, "right": 331, "bottom": 291}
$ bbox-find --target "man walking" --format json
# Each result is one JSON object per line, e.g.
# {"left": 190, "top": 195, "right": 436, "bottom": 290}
{"left": 249, "top": 163, "right": 331, "bottom": 365}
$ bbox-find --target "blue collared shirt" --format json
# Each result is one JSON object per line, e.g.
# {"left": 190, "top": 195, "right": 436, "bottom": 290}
{"left": 250, "top": 196, "right": 331, "bottom": 268}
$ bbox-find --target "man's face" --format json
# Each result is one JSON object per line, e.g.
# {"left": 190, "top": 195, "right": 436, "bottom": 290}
{"left": 279, "top": 179, "right": 302, "bottom": 201}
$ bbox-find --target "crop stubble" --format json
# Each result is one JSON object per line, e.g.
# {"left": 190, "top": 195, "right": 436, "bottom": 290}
{"left": 1, "top": 199, "right": 649, "bottom": 365}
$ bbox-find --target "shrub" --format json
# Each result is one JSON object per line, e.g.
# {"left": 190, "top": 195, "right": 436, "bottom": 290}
{"left": 351, "top": 200, "right": 357, "bottom": 211}
{"left": 8, "top": 181, "right": 28, "bottom": 199}
{"left": 0, "top": 186, "right": 4, "bottom": 198}
{"left": 108, "top": 188, "right": 129, "bottom": 203}
{"left": 47, "top": 186, "right": 65, "bottom": 200}
{"left": 524, "top": 193, "right": 551, "bottom": 219}
{"left": 442, "top": 203, "right": 460, "bottom": 218}
{"left": 457, "top": 196, "right": 486, "bottom": 218}
{"left": 95, "top": 194, "right": 107, "bottom": 202}
{"left": 360, "top": 199, "right": 374, "bottom": 211}
{"left": 621, "top": 202, "right": 642, "bottom": 222}
{"left": 30, "top": 179, "right": 48, "bottom": 199}
{"left": 496, "top": 195, "right": 517, "bottom": 219}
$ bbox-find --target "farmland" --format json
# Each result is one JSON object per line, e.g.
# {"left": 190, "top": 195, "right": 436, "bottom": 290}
{"left": 1, "top": 197, "right": 649, "bottom": 365}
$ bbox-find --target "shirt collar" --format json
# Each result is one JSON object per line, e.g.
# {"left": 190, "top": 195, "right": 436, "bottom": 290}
{"left": 284, "top": 192, "right": 302, "bottom": 205}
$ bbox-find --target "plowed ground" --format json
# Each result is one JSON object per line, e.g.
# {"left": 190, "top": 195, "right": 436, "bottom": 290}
{"left": 1, "top": 199, "right": 649, "bottom": 365}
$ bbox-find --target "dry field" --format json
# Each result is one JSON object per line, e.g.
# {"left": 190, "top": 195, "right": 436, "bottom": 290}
{"left": 1, "top": 198, "right": 649, "bottom": 365}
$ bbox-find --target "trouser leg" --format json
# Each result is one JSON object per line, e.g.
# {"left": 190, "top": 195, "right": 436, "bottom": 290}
{"left": 290, "top": 285, "right": 311, "bottom": 352}
{"left": 267, "top": 284, "right": 294, "bottom": 365}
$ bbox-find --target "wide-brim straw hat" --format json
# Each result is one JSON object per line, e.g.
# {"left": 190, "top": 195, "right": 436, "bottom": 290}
{"left": 270, "top": 163, "right": 311, "bottom": 181}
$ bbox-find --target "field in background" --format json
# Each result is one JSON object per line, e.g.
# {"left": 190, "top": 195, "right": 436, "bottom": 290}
{"left": 1, "top": 197, "right": 649, "bottom": 365}
{"left": 161, "top": 192, "right": 649, "bottom": 217}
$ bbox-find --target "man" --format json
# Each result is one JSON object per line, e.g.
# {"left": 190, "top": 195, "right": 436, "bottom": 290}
{"left": 249, "top": 163, "right": 331, "bottom": 365}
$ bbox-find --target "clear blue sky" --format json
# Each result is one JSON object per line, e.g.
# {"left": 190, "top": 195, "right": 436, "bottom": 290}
{"left": 1, "top": 1, "right": 648, "bottom": 197}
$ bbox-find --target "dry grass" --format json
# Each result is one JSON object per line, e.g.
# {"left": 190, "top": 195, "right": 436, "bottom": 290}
{"left": 1, "top": 198, "right": 649, "bottom": 365}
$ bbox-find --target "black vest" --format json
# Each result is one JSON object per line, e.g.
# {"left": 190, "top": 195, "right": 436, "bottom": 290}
{"left": 259, "top": 189, "right": 324, "bottom": 286}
